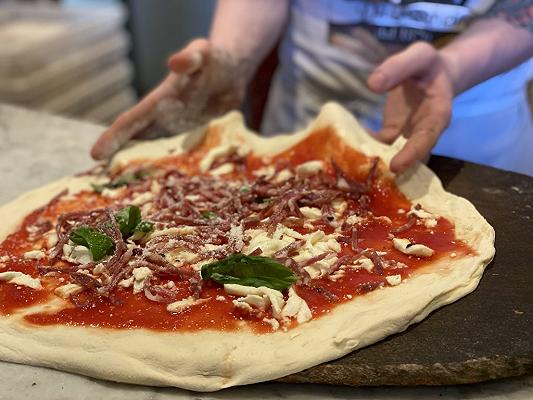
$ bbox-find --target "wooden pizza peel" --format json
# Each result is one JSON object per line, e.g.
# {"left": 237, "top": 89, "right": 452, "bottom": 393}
{"left": 280, "top": 156, "right": 533, "bottom": 386}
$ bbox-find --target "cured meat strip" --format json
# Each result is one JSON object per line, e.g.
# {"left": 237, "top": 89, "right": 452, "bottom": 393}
{"left": 40, "top": 157, "right": 383, "bottom": 304}
{"left": 391, "top": 217, "right": 416, "bottom": 234}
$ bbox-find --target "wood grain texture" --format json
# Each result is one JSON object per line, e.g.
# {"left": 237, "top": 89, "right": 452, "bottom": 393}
{"left": 280, "top": 156, "right": 533, "bottom": 386}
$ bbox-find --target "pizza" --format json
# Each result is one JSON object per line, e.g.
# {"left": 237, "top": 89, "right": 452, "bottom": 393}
{"left": 0, "top": 103, "right": 494, "bottom": 391}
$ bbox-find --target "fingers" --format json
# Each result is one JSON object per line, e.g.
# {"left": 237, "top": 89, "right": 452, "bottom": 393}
{"left": 374, "top": 84, "right": 417, "bottom": 144}
{"left": 90, "top": 102, "right": 155, "bottom": 160}
{"left": 90, "top": 116, "right": 151, "bottom": 160}
{"left": 167, "top": 38, "right": 210, "bottom": 75}
{"left": 375, "top": 125, "right": 404, "bottom": 144}
{"left": 91, "top": 39, "right": 211, "bottom": 160}
{"left": 369, "top": 50, "right": 454, "bottom": 173}
{"left": 368, "top": 42, "right": 438, "bottom": 93}
{"left": 91, "top": 74, "right": 182, "bottom": 160}
{"left": 389, "top": 129, "right": 439, "bottom": 173}
{"left": 389, "top": 103, "right": 451, "bottom": 173}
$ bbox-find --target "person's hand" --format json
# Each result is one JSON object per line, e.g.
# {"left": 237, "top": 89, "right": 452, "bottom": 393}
{"left": 367, "top": 42, "right": 455, "bottom": 173}
{"left": 91, "top": 38, "right": 246, "bottom": 160}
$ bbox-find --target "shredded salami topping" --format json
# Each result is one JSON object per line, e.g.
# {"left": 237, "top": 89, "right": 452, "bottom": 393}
{"left": 35, "top": 157, "right": 385, "bottom": 305}
{"left": 391, "top": 217, "right": 416, "bottom": 234}
{"left": 0, "top": 140, "right": 462, "bottom": 332}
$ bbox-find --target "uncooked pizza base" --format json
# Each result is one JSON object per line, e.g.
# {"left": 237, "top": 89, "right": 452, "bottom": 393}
{"left": 0, "top": 103, "right": 495, "bottom": 391}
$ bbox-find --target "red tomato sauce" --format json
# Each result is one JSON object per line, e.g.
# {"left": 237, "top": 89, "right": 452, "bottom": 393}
{"left": 25, "top": 281, "right": 256, "bottom": 331}
{"left": 0, "top": 127, "right": 474, "bottom": 332}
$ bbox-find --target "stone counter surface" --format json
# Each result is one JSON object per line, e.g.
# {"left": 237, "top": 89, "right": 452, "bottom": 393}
{"left": 0, "top": 103, "right": 532, "bottom": 400}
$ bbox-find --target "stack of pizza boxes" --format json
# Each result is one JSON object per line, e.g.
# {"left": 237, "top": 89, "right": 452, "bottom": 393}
{"left": 0, "top": 1, "right": 136, "bottom": 124}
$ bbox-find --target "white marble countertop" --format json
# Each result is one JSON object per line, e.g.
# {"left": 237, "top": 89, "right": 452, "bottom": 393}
{"left": 0, "top": 103, "right": 532, "bottom": 400}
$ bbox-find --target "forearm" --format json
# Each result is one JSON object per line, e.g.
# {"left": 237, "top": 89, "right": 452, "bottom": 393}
{"left": 440, "top": 17, "right": 533, "bottom": 95}
{"left": 210, "top": 0, "right": 290, "bottom": 81}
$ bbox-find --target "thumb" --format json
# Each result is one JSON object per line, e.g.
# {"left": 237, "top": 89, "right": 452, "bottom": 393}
{"left": 367, "top": 42, "right": 438, "bottom": 93}
{"left": 167, "top": 38, "right": 211, "bottom": 75}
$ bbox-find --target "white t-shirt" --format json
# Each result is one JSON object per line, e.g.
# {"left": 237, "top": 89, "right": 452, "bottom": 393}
{"left": 262, "top": 0, "right": 533, "bottom": 176}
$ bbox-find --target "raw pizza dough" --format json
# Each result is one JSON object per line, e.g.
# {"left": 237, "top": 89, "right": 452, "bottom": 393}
{"left": 0, "top": 103, "right": 495, "bottom": 391}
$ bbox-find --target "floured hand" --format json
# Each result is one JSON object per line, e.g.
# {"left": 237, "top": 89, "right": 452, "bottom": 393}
{"left": 367, "top": 42, "right": 454, "bottom": 174}
{"left": 91, "top": 38, "right": 246, "bottom": 160}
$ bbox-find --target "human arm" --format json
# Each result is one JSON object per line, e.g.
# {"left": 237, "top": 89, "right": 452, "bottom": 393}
{"left": 207, "top": 0, "right": 289, "bottom": 83}
{"left": 367, "top": 3, "right": 533, "bottom": 173}
{"left": 91, "top": 0, "right": 289, "bottom": 160}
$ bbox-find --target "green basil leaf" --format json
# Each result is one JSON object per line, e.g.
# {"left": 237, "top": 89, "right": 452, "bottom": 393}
{"left": 69, "top": 226, "right": 115, "bottom": 262}
{"left": 135, "top": 220, "right": 154, "bottom": 234}
{"left": 115, "top": 205, "right": 142, "bottom": 237}
{"left": 90, "top": 176, "right": 131, "bottom": 193}
{"left": 91, "top": 170, "right": 150, "bottom": 193}
{"left": 133, "top": 169, "right": 151, "bottom": 180}
{"left": 107, "top": 174, "right": 133, "bottom": 188}
{"left": 201, "top": 254, "right": 298, "bottom": 291}
{"left": 130, "top": 220, "right": 154, "bottom": 241}
{"left": 90, "top": 183, "right": 105, "bottom": 193}
{"left": 201, "top": 210, "right": 217, "bottom": 220}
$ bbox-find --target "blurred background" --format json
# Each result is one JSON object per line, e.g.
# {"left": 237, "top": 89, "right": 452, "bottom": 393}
{"left": 0, "top": 0, "right": 531, "bottom": 128}
{"left": 0, "top": 0, "right": 216, "bottom": 125}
